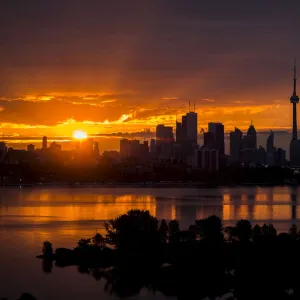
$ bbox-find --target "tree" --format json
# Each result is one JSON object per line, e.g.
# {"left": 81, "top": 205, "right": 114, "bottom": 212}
{"left": 105, "top": 209, "right": 159, "bottom": 249}
{"left": 236, "top": 219, "right": 252, "bottom": 241}
{"left": 92, "top": 233, "right": 106, "bottom": 248}
{"left": 42, "top": 241, "right": 53, "bottom": 258}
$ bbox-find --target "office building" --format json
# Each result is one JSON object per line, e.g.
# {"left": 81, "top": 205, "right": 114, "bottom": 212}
{"left": 150, "top": 139, "right": 156, "bottom": 153}
{"left": 242, "top": 123, "right": 257, "bottom": 150}
{"left": 198, "top": 147, "right": 219, "bottom": 172}
{"left": 266, "top": 130, "right": 274, "bottom": 153}
{"left": 208, "top": 122, "right": 225, "bottom": 155}
{"left": 156, "top": 124, "right": 174, "bottom": 157}
{"left": 120, "top": 139, "right": 130, "bottom": 158}
{"left": 93, "top": 141, "right": 99, "bottom": 154}
{"left": 42, "top": 136, "right": 47, "bottom": 150}
{"left": 230, "top": 127, "right": 243, "bottom": 160}
{"left": 27, "top": 144, "right": 35, "bottom": 152}
{"left": 204, "top": 132, "right": 214, "bottom": 148}
{"left": 176, "top": 111, "right": 198, "bottom": 148}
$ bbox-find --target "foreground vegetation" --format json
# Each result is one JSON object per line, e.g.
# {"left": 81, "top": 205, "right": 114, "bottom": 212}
{"left": 38, "top": 210, "right": 300, "bottom": 299}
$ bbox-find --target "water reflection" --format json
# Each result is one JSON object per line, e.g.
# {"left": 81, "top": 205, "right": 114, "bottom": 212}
{"left": 0, "top": 187, "right": 300, "bottom": 233}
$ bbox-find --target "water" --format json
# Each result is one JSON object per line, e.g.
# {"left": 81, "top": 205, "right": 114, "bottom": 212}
{"left": 0, "top": 186, "right": 299, "bottom": 299}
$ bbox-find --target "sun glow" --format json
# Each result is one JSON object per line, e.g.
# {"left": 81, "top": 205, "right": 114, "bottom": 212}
{"left": 72, "top": 130, "right": 88, "bottom": 140}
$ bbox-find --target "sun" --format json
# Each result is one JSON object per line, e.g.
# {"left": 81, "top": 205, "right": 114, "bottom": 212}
{"left": 72, "top": 130, "right": 88, "bottom": 140}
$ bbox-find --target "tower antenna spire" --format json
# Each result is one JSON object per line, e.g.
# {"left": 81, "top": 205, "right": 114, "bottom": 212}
{"left": 189, "top": 100, "right": 190, "bottom": 112}
{"left": 194, "top": 100, "right": 195, "bottom": 112}
{"left": 293, "top": 58, "right": 297, "bottom": 96}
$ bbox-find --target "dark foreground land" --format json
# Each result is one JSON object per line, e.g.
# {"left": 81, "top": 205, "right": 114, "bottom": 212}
{"left": 33, "top": 210, "right": 300, "bottom": 300}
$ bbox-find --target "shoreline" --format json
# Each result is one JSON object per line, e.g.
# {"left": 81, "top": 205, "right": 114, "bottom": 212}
{"left": 0, "top": 182, "right": 297, "bottom": 188}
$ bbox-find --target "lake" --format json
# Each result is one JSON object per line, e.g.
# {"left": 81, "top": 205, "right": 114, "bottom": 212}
{"left": 0, "top": 186, "right": 299, "bottom": 299}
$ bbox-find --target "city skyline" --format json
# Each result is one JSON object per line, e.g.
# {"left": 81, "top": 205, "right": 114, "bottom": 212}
{"left": 1, "top": 1, "right": 300, "bottom": 138}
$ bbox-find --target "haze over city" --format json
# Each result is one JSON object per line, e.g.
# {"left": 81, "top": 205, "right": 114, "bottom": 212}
{"left": 1, "top": 0, "right": 300, "bottom": 145}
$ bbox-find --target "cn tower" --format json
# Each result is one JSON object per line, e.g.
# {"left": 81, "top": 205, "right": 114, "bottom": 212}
{"left": 290, "top": 60, "right": 299, "bottom": 140}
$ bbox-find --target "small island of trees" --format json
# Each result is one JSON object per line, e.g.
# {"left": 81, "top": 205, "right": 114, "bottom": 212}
{"left": 37, "top": 210, "right": 300, "bottom": 300}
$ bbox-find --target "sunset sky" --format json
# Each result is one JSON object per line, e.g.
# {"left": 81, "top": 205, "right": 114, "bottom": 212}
{"left": 1, "top": 0, "right": 300, "bottom": 139}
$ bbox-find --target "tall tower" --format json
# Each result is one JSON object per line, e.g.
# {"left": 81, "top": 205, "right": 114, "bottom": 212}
{"left": 290, "top": 60, "right": 299, "bottom": 140}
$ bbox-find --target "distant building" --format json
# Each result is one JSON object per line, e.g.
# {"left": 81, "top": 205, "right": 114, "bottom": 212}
{"left": 290, "top": 139, "right": 300, "bottom": 167}
{"left": 150, "top": 139, "right": 156, "bottom": 153}
{"left": 198, "top": 147, "right": 219, "bottom": 172}
{"left": 203, "top": 132, "right": 214, "bottom": 148}
{"left": 49, "top": 142, "right": 62, "bottom": 152}
{"left": 242, "top": 123, "right": 257, "bottom": 150}
{"left": 81, "top": 138, "right": 94, "bottom": 153}
{"left": 42, "top": 136, "right": 47, "bottom": 150}
{"left": 277, "top": 148, "right": 286, "bottom": 166}
{"left": 120, "top": 139, "right": 130, "bottom": 158}
{"left": 208, "top": 122, "right": 225, "bottom": 155}
{"left": 93, "top": 141, "right": 99, "bottom": 154}
{"left": 176, "top": 111, "right": 198, "bottom": 148}
{"left": 0, "top": 142, "right": 7, "bottom": 162}
{"left": 230, "top": 127, "right": 243, "bottom": 160}
{"left": 156, "top": 124, "right": 174, "bottom": 158}
{"left": 27, "top": 144, "right": 35, "bottom": 152}
{"left": 266, "top": 130, "right": 274, "bottom": 153}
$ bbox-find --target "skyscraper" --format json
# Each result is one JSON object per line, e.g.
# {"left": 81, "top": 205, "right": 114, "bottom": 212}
{"left": 156, "top": 124, "right": 174, "bottom": 157}
{"left": 204, "top": 132, "right": 214, "bottom": 148}
{"left": 242, "top": 122, "right": 257, "bottom": 150}
{"left": 208, "top": 122, "right": 225, "bottom": 155}
{"left": 230, "top": 127, "right": 243, "bottom": 160}
{"left": 176, "top": 110, "right": 198, "bottom": 148}
{"left": 120, "top": 139, "right": 130, "bottom": 158}
{"left": 42, "top": 136, "right": 47, "bottom": 150}
{"left": 266, "top": 130, "right": 274, "bottom": 153}
{"left": 186, "top": 112, "right": 198, "bottom": 147}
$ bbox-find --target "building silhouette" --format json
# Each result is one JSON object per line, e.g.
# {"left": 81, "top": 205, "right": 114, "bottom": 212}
{"left": 42, "top": 136, "right": 47, "bottom": 150}
{"left": 242, "top": 122, "right": 257, "bottom": 150}
{"left": 198, "top": 147, "right": 219, "bottom": 172}
{"left": 27, "top": 144, "right": 35, "bottom": 152}
{"left": 208, "top": 122, "right": 225, "bottom": 155}
{"left": 120, "top": 139, "right": 130, "bottom": 158}
{"left": 266, "top": 130, "right": 274, "bottom": 153}
{"left": 203, "top": 132, "right": 214, "bottom": 148}
{"left": 156, "top": 124, "right": 174, "bottom": 158}
{"left": 230, "top": 127, "right": 243, "bottom": 160}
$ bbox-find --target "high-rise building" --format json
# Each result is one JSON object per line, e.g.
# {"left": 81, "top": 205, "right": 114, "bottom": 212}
{"left": 277, "top": 148, "right": 286, "bottom": 166}
{"left": 156, "top": 124, "right": 174, "bottom": 157}
{"left": 0, "top": 142, "right": 7, "bottom": 162}
{"left": 266, "top": 130, "right": 274, "bottom": 153}
{"left": 150, "top": 139, "right": 156, "bottom": 153}
{"left": 129, "top": 139, "right": 140, "bottom": 157}
{"left": 42, "top": 136, "right": 47, "bottom": 150}
{"left": 120, "top": 139, "right": 130, "bottom": 158}
{"left": 176, "top": 111, "right": 198, "bottom": 148}
{"left": 198, "top": 147, "right": 219, "bottom": 172}
{"left": 93, "top": 141, "right": 99, "bottom": 154}
{"left": 27, "top": 144, "right": 35, "bottom": 152}
{"left": 204, "top": 132, "right": 214, "bottom": 148}
{"left": 242, "top": 123, "right": 257, "bottom": 150}
{"left": 230, "top": 127, "right": 243, "bottom": 160}
{"left": 208, "top": 122, "right": 225, "bottom": 155}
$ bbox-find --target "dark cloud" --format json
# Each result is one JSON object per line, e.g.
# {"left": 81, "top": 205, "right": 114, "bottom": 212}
{"left": 0, "top": 99, "right": 133, "bottom": 125}
{"left": 0, "top": 0, "right": 299, "bottom": 128}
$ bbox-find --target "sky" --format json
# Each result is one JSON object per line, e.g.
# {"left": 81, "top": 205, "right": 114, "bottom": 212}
{"left": 1, "top": 0, "right": 300, "bottom": 140}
